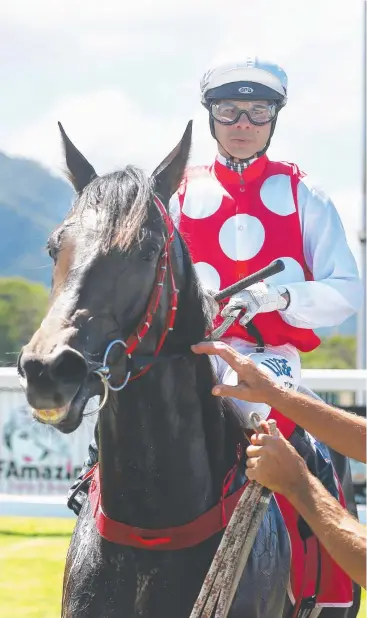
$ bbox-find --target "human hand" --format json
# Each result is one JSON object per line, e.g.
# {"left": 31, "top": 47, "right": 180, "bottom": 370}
{"left": 191, "top": 340, "right": 279, "bottom": 404}
{"left": 221, "top": 282, "right": 289, "bottom": 325}
{"left": 246, "top": 420, "right": 307, "bottom": 496}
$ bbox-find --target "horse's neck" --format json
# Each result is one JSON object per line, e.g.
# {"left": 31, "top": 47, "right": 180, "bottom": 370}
{"left": 97, "top": 355, "right": 226, "bottom": 528}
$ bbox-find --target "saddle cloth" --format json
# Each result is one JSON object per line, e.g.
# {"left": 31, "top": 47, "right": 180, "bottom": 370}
{"left": 268, "top": 410, "right": 354, "bottom": 609}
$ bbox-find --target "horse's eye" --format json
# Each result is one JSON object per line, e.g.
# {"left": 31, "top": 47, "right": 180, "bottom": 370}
{"left": 46, "top": 240, "right": 57, "bottom": 261}
{"left": 141, "top": 243, "right": 160, "bottom": 261}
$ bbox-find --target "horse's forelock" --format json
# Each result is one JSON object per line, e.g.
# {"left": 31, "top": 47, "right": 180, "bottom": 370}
{"left": 70, "top": 166, "right": 155, "bottom": 253}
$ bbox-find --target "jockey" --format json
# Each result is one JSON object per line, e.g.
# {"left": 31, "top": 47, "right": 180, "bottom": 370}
{"left": 67, "top": 52, "right": 362, "bottom": 514}
{"left": 168, "top": 51, "right": 362, "bottom": 427}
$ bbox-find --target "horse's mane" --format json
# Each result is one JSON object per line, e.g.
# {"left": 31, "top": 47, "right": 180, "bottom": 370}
{"left": 172, "top": 237, "right": 247, "bottom": 488}
{"left": 70, "top": 166, "right": 154, "bottom": 253}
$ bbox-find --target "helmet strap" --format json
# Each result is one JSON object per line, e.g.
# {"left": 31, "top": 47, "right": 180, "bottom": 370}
{"left": 256, "top": 115, "right": 278, "bottom": 157}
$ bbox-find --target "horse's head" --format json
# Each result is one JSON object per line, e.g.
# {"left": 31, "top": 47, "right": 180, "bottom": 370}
{"left": 18, "top": 121, "right": 194, "bottom": 433}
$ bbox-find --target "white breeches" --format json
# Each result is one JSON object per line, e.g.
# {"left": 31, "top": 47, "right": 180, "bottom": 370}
{"left": 209, "top": 337, "right": 301, "bottom": 428}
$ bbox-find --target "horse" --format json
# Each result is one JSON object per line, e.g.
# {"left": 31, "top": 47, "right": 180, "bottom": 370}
{"left": 18, "top": 121, "right": 360, "bottom": 618}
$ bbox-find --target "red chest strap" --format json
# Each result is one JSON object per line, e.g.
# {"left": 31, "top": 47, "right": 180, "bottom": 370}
{"left": 88, "top": 464, "right": 249, "bottom": 550}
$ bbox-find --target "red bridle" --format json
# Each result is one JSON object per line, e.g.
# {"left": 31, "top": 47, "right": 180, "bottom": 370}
{"left": 103, "top": 195, "right": 179, "bottom": 386}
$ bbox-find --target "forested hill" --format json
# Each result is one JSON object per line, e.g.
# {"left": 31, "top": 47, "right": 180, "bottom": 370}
{"left": 0, "top": 151, "right": 73, "bottom": 287}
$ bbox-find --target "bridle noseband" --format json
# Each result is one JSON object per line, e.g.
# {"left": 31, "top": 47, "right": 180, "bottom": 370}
{"left": 92, "top": 196, "right": 178, "bottom": 412}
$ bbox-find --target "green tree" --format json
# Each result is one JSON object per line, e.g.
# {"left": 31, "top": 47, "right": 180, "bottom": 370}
{"left": 0, "top": 277, "right": 49, "bottom": 365}
{"left": 300, "top": 335, "right": 357, "bottom": 369}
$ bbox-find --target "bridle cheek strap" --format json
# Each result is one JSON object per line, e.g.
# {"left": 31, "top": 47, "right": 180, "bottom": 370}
{"left": 123, "top": 196, "right": 178, "bottom": 381}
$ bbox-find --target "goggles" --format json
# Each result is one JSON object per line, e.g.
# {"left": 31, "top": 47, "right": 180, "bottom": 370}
{"left": 210, "top": 101, "right": 277, "bottom": 126}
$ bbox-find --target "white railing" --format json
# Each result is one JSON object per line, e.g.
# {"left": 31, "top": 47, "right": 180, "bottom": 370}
{"left": 300, "top": 369, "right": 366, "bottom": 406}
{"left": 1, "top": 367, "right": 366, "bottom": 391}
{"left": 300, "top": 368, "right": 366, "bottom": 393}
{"left": 0, "top": 368, "right": 365, "bottom": 510}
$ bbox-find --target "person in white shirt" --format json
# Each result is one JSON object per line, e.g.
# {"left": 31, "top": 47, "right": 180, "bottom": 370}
{"left": 169, "top": 51, "right": 362, "bottom": 427}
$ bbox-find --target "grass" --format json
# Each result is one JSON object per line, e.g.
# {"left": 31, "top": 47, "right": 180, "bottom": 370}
{"left": 360, "top": 590, "right": 366, "bottom": 617}
{"left": 0, "top": 517, "right": 74, "bottom": 618}
{"left": 0, "top": 516, "right": 365, "bottom": 617}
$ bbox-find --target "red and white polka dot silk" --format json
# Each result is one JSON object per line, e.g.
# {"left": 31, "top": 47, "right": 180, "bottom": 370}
{"left": 176, "top": 155, "right": 321, "bottom": 352}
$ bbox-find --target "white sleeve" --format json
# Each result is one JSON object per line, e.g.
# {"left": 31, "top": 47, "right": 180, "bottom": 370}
{"left": 279, "top": 176, "right": 363, "bottom": 329}
{"left": 168, "top": 192, "right": 181, "bottom": 229}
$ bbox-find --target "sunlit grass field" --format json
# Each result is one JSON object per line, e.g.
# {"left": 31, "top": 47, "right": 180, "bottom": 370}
{"left": 0, "top": 516, "right": 365, "bottom": 617}
{"left": 0, "top": 517, "right": 73, "bottom": 618}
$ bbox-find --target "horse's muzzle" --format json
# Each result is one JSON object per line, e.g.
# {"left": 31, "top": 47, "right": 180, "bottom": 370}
{"left": 18, "top": 345, "right": 89, "bottom": 426}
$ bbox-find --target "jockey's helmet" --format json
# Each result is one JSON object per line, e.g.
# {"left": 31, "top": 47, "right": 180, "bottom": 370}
{"left": 200, "top": 53, "right": 288, "bottom": 159}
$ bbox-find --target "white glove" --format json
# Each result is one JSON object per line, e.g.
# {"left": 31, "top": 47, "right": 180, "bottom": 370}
{"left": 221, "top": 282, "right": 289, "bottom": 326}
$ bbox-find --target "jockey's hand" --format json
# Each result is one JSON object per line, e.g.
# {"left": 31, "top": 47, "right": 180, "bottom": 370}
{"left": 246, "top": 420, "right": 307, "bottom": 496}
{"left": 191, "top": 341, "right": 277, "bottom": 403}
{"left": 221, "top": 282, "right": 289, "bottom": 326}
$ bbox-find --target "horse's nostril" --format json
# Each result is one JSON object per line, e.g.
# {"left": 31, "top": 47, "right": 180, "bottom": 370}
{"left": 49, "top": 349, "right": 88, "bottom": 384}
{"left": 20, "top": 356, "right": 45, "bottom": 381}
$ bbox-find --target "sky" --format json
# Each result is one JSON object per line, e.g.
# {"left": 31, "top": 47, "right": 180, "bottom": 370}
{"left": 0, "top": 0, "right": 365, "bottom": 267}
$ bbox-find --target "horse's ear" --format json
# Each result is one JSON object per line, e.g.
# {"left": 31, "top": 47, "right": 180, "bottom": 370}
{"left": 58, "top": 122, "right": 98, "bottom": 193}
{"left": 152, "top": 120, "right": 192, "bottom": 207}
